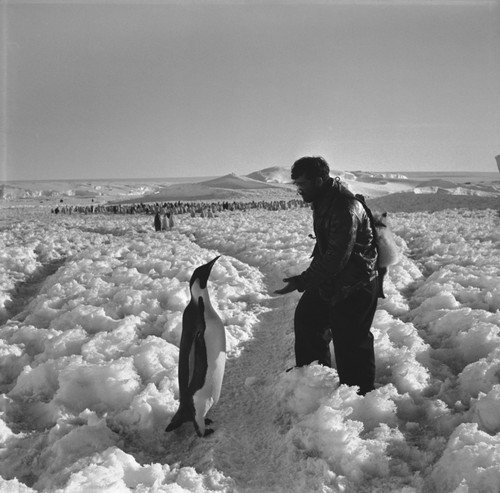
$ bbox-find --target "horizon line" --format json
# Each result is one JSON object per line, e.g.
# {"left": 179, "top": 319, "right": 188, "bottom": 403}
{"left": 2, "top": 169, "right": 499, "bottom": 184}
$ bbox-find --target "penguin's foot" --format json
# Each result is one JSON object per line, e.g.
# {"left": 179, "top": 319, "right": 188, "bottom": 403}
{"left": 194, "top": 422, "right": 215, "bottom": 437}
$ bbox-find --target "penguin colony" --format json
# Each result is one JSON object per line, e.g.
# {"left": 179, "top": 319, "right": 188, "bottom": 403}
{"left": 165, "top": 256, "right": 226, "bottom": 437}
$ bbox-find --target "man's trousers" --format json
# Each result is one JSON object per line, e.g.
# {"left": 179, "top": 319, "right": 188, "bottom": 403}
{"left": 293, "top": 279, "right": 378, "bottom": 395}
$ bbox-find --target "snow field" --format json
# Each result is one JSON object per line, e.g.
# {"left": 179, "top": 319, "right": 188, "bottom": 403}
{"left": 0, "top": 206, "right": 499, "bottom": 492}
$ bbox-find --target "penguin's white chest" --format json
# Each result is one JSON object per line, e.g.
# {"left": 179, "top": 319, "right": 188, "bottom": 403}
{"left": 199, "top": 303, "right": 226, "bottom": 393}
{"left": 192, "top": 299, "right": 226, "bottom": 429}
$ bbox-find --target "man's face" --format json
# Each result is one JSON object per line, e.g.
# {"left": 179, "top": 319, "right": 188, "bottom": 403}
{"left": 293, "top": 175, "right": 323, "bottom": 203}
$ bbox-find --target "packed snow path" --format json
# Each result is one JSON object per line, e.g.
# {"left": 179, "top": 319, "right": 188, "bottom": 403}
{"left": 0, "top": 207, "right": 499, "bottom": 492}
{"left": 159, "top": 294, "right": 302, "bottom": 490}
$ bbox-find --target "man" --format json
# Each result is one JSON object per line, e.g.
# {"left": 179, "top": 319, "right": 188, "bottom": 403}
{"left": 275, "top": 156, "right": 379, "bottom": 395}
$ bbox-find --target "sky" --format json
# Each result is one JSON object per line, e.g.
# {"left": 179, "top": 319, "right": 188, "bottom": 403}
{"left": 2, "top": 0, "right": 500, "bottom": 181}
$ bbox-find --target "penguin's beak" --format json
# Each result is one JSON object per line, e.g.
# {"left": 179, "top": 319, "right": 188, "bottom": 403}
{"left": 190, "top": 255, "right": 221, "bottom": 289}
{"left": 206, "top": 255, "right": 220, "bottom": 270}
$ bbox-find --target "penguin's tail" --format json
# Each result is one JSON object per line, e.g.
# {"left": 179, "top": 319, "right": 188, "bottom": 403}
{"left": 165, "top": 406, "right": 191, "bottom": 432}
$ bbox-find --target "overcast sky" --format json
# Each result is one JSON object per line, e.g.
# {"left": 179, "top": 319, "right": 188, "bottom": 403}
{"left": 2, "top": 0, "right": 499, "bottom": 181}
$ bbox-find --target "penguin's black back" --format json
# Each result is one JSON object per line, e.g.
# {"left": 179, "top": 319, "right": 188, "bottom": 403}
{"left": 178, "top": 297, "right": 208, "bottom": 403}
{"left": 187, "top": 298, "right": 208, "bottom": 394}
{"left": 166, "top": 297, "right": 208, "bottom": 432}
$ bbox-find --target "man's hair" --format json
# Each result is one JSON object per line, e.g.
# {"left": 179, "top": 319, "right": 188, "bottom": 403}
{"left": 291, "top": 156, "right": 330, "bottom": 181}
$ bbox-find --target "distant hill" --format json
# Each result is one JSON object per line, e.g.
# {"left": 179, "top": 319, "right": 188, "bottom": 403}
{"left": 246, "top": 167, "right": 291, "bottom": 184}
{"left": 118, "top": 183, "right": 242, "bottom": 203}
{"left": 415, "top": 179, "right": 458, "bottom": 189}
{"left": 4, "top": 167, "right": 497, "bottom": 206}
{"left": 368, "top": 192, "right": 500, "bottom": 213}
{"left": 115, "top": 173, "right": 293, "bottom": 203}
{"left": 200, "top": 173, "right": 284, "bottom": 190}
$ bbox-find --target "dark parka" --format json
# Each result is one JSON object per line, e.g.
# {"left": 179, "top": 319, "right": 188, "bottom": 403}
{"left": 295, "top": 178, "right": 378, "bottom": 303}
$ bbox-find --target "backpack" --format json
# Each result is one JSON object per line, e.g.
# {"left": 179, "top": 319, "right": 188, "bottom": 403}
{"left": 354, "top": 194, "right": 400, "bottom": 298}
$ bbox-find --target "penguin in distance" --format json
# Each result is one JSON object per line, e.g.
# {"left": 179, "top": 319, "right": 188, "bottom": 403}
{"left": 165, "top": 255, "right": 226, "bottom": 437}
{"left": 154, "top": 211, "right": 162, "bottom": 232}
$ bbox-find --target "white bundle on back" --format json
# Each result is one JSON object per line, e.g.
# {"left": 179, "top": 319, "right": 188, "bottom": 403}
{"left": 372, "top": 212, "right": 400, "bottom": 268}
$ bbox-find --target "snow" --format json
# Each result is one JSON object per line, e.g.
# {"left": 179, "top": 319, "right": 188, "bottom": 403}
{"left": 0, "top": 171, "right": 499, "bottom": 492}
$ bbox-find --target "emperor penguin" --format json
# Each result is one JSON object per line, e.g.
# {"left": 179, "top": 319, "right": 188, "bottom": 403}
{"left": 165, "top": 256, "right": 226, "bottom": 437}
{"left": 154, "top": 212, "right": 162, "bottom": 232}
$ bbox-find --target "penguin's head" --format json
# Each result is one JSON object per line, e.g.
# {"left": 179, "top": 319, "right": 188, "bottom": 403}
{"left": 189, "top": 256, "right": 220, "bottom": 291}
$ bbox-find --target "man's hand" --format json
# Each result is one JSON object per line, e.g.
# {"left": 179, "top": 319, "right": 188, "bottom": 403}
{"left": 274, "top": 277, "right": 298, "bottom": 295}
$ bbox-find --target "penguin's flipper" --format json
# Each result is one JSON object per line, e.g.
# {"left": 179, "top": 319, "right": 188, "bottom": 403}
{"left": 165, "top": 406, "right": 190, "bottom": 432}
{"left": 185, "top": 298, "right": 208, "bottom": 390}
{"left": 187, "top": 300, "right": 209, "bottom": 396}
